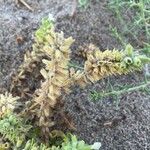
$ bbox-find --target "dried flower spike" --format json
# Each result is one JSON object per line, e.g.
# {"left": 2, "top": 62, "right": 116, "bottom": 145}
{"left": 0, "top": 92, "right": 19, "bottom": 117}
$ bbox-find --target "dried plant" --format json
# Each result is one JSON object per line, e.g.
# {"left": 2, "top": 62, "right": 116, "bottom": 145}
{"left": 0, "top": 142, "right": 10, "bottom": 150}
{"left": 0, "top": 93, "right": 31, "bottom": 149}
{"left": 24, "top": 27, "right": 75, "bottom": 136}
{"left": 10, "top": 18, "right": 54, "bottom": 96}
{"left": 78, "top": 0, "right": 89, "bottom": 8}
{"left": 0, "top": 113, "right": 32, "bottom": 149}
{"left": 20, "top": 17, "right": 55, "bottom": 76}
{"left": 17, "top": 28, "right": 150, "bottom": 138}
{"left": 0, "top": 93, "right": 96, "bottom": 149}
{"left": 1, "top": 16, "right": 150, "bottom": 149}
{"left": 62, "top": 133, "right": 92, "bottom": 150}
{"left": 0, "top": 92, "right": 19, "bottom": 118}
{"left": 71, "top": 44, "right": 150, "bottom": 87}
{"left": 9, "top": 19, "right": 150, "bottom": 141}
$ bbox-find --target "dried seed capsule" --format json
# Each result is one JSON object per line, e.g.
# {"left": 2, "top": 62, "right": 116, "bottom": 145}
{"left": 124, "top": 57, "right": 133, "bottom": 65}
{"left": 3, "top": 142, "right": 10, "bottom": 149}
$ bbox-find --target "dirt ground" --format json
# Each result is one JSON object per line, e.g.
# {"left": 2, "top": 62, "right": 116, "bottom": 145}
{"left": 0, "top": 0, "right": 150, "bottom": 149}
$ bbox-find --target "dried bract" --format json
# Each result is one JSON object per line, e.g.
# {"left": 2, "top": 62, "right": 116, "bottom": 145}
{"left": 0, "top": 92, "right": 19, "bottom": 117}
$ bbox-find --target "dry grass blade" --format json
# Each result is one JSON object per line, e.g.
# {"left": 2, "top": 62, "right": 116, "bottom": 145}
{"left": 15, "top": 0, "right": 34, "bottom": 11}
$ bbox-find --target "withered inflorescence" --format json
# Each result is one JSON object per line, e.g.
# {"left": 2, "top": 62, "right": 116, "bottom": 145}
{"left": 8, "top": 20, "right": 150, "bottom": 139}
{"left": 25, "top": 27, "right": 75, "bottom": 135}
{"left": 71, "top": 44, "right": 150, "bottom": 87}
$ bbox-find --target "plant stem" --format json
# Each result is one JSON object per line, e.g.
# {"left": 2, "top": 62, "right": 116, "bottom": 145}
{"left": 101, "top": 81, "right": 150, "bottom": 97}
{"left": 90, "top": 81, "right": 150, "bottom": 101}
{"left": 139, "top": 0, "right": 150, "bottom": 41}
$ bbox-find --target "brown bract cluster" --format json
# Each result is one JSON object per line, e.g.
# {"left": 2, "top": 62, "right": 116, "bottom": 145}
{"left": 25, "top": 27, "right": 74, "bottom": 134}
{"left": 71, "top": 44, "right": 125, "bottom": 87}
{"left": 0, "top": 92, "right": 19, "bottom": 118}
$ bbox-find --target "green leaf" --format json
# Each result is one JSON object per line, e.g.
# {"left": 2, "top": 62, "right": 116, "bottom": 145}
{"left": 137, "top": 55, "right": 150, "bottom": 63}
{"left": 125, "top": 44, "right": 133, "bottom": 57}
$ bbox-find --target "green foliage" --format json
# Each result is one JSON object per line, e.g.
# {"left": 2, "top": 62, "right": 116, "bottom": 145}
{"left": 35, "top": 17, "right": 55, "bottom": 42}
{"left": 108, "top": 0, "right": 150, "bottom": 97}
{"left": 125, "top": 44, "right": 133, "bottom": 57}
{"left": 1, "top": 14, "right": 150, "bottom": 149}
{"left": 0, "top": 92, "right": 19, "bottom": 117}
{"left": 121, "top": 44, "right": 150, "bottom": 68}
{"left": 78, "top": 0, "right": 89, "bottom": 8}
{"left": 23, "top": 134, "right": 101, "bottom": 150}
{"left": 0, "top": 142, "right": 10, "bottom": 150}
{"left": 109, "top": 0, "right": 150, "bottom": 48}
{"left": 62, "top": 134, "right": 91, "bottom": 150}
{"left": 90, "top": 79, "right": 150, "bottom": 103}
{"left": 142, "top": 43, "right": 150, "bottom": 57}
{"left": 22, "top": 139, "right": 59, "bottom": 150}
{"left": 0, "top": 112, "right": 96, "bottom": 150}
{"left": 109, "top": 26, "right": 126, "bottom": 47}
{"left": 21, "top": 133, "right": 101, "bottom": 150}
{"left": 0, "top": 113, "right": 32, "bottom": 149}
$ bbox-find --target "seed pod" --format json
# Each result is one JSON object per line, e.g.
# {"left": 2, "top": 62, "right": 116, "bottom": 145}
{"left": 3, "top": 142, "right": 10, "bottom": 149}
{"left": 124, "top": 57, "right": 133, "bottom": 65}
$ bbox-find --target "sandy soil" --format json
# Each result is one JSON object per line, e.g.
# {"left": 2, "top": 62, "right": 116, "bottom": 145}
{"left": 0, "top": 0, "right": 150, "bottom": 149}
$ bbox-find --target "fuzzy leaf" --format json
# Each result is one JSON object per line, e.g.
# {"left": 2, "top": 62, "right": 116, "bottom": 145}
{"left": 125, "top": 44, "right": 133, "bottom": 56}
{"left": 137, "top": 55, "right": 150, "bottom": 63}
